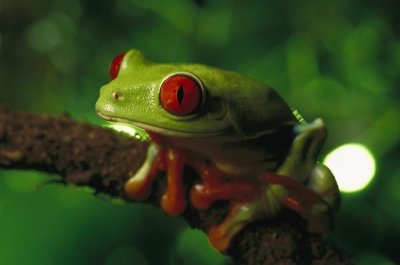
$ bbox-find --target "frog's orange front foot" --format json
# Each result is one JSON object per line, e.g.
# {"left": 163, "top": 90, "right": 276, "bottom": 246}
{"left": 124, "top": 143, "right": 188, "bottom": 215}
{"left": 261, "top": 172, "right": 328, "bottom": 224}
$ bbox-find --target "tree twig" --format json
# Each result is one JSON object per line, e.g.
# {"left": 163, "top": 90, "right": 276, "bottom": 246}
{"left": 0, "top": 107, "right": 353, "bottom": 265}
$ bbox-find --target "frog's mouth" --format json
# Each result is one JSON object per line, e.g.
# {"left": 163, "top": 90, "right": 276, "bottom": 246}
{"left": 97, "top": 112, "right": 220, "bottom": 138}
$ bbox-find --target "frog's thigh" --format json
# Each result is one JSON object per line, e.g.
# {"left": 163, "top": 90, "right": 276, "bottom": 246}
{"left": 308, "top": 163, "right": 339, "bottom": 208}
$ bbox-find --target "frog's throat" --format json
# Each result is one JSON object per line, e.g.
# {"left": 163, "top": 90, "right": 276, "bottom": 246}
{"left": 97, "top": 112, "right": 222, "bottom": 138}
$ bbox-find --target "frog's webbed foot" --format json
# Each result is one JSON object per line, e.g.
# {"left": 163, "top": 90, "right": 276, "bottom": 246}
{"left": 124, "top": 143, "right": 187, "bottom": 215}
{"left": 208, "top": 202, "right": 262, "bottom": 252}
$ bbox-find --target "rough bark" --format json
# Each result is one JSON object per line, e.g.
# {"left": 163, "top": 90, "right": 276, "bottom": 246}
{"left": 0, "top": 107, "right": 353, "bottom": 265}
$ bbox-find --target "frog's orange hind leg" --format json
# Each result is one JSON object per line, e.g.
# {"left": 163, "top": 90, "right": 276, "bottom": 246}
{"left": 261, "top": 172, "right": 333, "bottom": 235}
{"left": 187, "top": 161, "right": 261, "bottom": 252}
{"left": 260, "top": 119, "right": 338, "bottom": 234}
{"left": 261, "top": 172, "right": 323, "bottom": 217}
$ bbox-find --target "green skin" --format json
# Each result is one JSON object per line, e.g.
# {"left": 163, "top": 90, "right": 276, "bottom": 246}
{"left": 96, "top": 50, "right": 339, "bottom": 251}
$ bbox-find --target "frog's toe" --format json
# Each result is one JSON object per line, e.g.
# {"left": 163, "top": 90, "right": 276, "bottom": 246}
{"left": 124, "top": 178, "right": 152, "bottom": 200}
{"left": 207, "top": 203, "right": 256, "bottom": 252}
{"left": 161, "top": 192, "right": 187, "bottom": 215}
{"left": 282, "top": 194, "right": 324, "bottom": 218}
{"left": 283, "top": 197, "right": 303, "bottom": 213}
{"left": 190, "top": 184, "right": 213, "bottom": 210}
{"left": 208, "top": 223, "right": 237, "bottom": 252}
{"left": 190, "top": 180, "right": 257, "bottom": 210}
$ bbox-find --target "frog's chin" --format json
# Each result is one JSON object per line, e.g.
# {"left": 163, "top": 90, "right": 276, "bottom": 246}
{"left": 97, "top": 112, "right": 220, "bottom": 138}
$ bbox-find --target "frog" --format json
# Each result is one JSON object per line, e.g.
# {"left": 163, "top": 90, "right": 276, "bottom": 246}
{"left": 95, "top": 49, "right": 340, "bottom": 252}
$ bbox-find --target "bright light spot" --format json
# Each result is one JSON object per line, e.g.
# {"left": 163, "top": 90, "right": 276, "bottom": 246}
{"left": 323, "top": 143, "right": 376, "bottom": 193}
{"left": 107, "top": 124, "right": 137, "bottom": 136}
{"left": 106, "top": 123, "right": 148, "bottom": 141}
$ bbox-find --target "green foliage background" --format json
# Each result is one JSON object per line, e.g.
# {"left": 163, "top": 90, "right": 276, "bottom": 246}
{"left": 0, "top": 0, "right": 399, "bottom": 264}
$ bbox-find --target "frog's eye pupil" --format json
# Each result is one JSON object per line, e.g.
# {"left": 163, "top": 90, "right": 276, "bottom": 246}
{"left": 177, "top": 86, "right": 184, "bottom": 104}
{"left": 109, "top": 52, "right": 126, "bottom": 80}
{"left": 160, "top": 74, "right": 202, "bottom": 116}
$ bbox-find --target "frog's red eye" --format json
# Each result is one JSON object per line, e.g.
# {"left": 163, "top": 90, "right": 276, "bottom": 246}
{"left": 109, "top": 52, "right": 126, "bottom": 80}
{"left": 160, "top": 74, "right": 203, "bottom": 116}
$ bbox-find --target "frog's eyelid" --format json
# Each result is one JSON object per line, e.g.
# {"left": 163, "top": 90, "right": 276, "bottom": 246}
{"left": 109, "top": 52, "right": 127, "bottom": 80}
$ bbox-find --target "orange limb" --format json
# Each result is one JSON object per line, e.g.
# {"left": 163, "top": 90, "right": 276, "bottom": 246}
{"left": 260, "top": 172, "right": 323, "bottom": 218}
{"left": 191, "top": 181, "right": 257, "bottom": 210}
{"left": 189, "top": 161, "right": 258, "bottom": 210}
{"left": 161, "top": 148, "right": 187, "bottom": 215}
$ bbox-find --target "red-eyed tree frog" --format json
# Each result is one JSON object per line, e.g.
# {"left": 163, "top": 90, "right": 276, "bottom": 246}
{"left": 96, "top": 50, "right": 340, "bottom": 252}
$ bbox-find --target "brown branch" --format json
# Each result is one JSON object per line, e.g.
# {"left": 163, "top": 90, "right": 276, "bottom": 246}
{"left": 0, "top": 106, "right": 353, "bottom": 265}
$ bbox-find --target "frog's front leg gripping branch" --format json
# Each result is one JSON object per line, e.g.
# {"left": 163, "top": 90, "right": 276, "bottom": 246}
{"left": 125, "top": 143, "right": 188, "bottom": 215}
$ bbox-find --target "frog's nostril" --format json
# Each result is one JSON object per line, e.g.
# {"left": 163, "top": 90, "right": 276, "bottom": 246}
{"left": 112, "top": 91, "right": 121, "bottom": 100}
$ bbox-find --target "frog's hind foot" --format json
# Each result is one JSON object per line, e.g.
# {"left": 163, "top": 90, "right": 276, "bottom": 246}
{"left": 261, "top": 171, "right": 334, "bottom": 235}
{"left": 207, "top": 202, "right": 259, "bottom": 252}
{"left": 261, "top": 172, "right": 324, "bottom": 217}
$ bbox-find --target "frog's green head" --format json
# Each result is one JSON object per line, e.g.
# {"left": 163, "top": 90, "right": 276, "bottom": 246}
{"left": 96, "top": 49, "right": 297, "bottom": 138}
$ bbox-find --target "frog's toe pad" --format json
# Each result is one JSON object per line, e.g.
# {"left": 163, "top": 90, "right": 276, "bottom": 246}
{"left": 124, "top": 179, "right": 151, "bottom": 201}
{"left": 283, "top": 197, "right": 303, "bottom": 213}
{"left": 208, "top": 225, "right": 231, "bottom": 252}
{"left": 161, "top": 193, "right": 186, "bottom": 215}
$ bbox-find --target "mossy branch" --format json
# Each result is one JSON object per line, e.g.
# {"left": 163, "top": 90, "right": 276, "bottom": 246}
{"left": 0, "top": 107, "right": 353, "bottom": 265}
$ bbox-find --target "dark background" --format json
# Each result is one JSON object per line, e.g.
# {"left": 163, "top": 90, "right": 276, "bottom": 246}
{"left": 0, "top": 0, "right": 399, "bottom": 264}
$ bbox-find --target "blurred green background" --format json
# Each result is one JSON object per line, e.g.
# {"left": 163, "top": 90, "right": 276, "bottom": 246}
{"left": 0, "top": 0, "right": 399, "bottom": 264}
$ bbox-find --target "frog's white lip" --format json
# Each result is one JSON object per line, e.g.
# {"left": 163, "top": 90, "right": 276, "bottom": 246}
{"left": 97, "top": 112, "right": 221, "bottom": 138}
